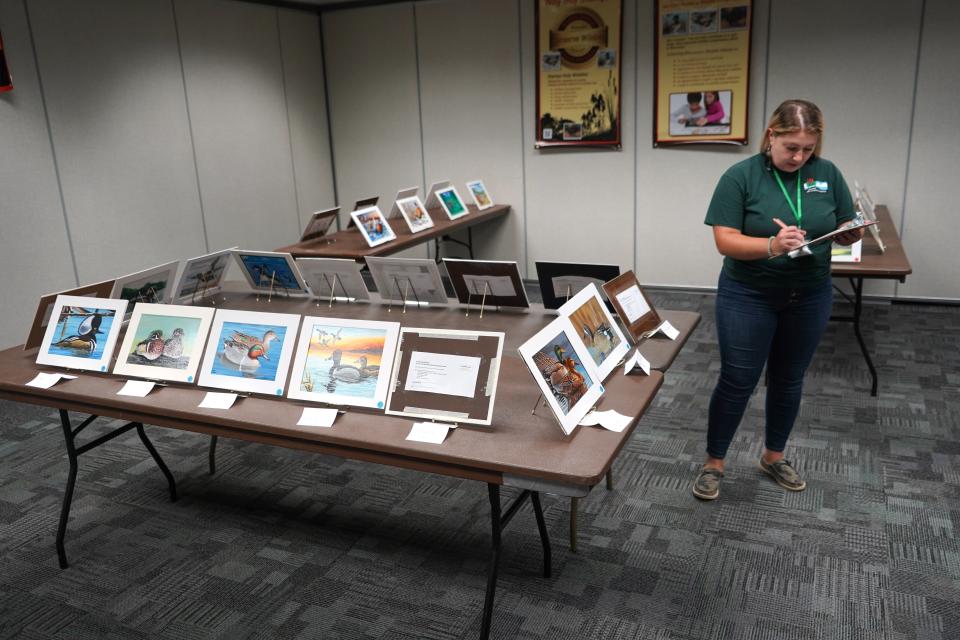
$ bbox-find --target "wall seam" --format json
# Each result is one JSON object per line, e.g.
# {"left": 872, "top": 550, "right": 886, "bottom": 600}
{"left": 633, "top": 0, "right": 639, "bottom": 273}
{"left": 275, "top": 8, "right": 302, "bottom": 230}
{"left": 411, "top": 2, "right": 429, "bottom": 259}
{"left": 762, "top": 0, "right": 771, "bottom": 123}
{"left": 170, "top": 0, "right": 210, "bottom": 253}
{"left": 23, "top": 0, "right": 80, "bottom": 286}
{"left": 517, "top": 0, "right": 528, "bottom": 277}
{"left": 318, "top": 13, "right": 339, "bottom": 214}
{"left": 895, "top": 0, "right": 926, "bottom": 299}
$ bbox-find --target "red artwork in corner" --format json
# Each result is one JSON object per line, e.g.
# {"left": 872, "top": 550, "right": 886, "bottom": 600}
{"left": 0, "top": 29, "right": 13, "bottom": 93}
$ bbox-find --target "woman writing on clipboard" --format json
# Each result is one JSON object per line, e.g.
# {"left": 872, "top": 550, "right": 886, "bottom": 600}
{"left": 693, "top": 99, "right": 864, "bottom": 501}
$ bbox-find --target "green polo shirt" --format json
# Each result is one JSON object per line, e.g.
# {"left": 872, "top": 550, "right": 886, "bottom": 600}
{"left": 704, "top": 153, "right": 855, "bottom": 288}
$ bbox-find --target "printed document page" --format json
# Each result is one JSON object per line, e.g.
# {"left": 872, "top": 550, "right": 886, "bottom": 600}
{"left": 615, "top": 285, "right": 650, "bottom": 322}
{"left": 404, "top": 351, "right": 481, "bottom": 397}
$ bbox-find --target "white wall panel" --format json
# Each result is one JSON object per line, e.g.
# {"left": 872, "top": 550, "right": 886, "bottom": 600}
{"left": 416, "top": 0, "right": 523, "bottom": 264}
{"left": 521, "top": 0, "right": 636, "bottom": 277}
{"left": 635, "top": 0, "right": 771, "bottom": 288}
{"left": 279, "top": 8, "right": 335, "bottom": 232}
{"left": 322, "top": 3, "right": 424, "bottom": 254}
{"left": 29, "top": 0, "right": 206, "bottom": 283}
{"left": 0, "top": 0, "right": 77, "bottom": 350}
{"left": 898, "top": 0, "right": 960, "bottom": 300}
{"left": 176, "top": 0, "right": 299, "bottom": 251}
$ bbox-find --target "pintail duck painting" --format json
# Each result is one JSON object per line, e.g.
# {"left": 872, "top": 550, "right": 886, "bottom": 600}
{"left": 221, "top": 329, "right": 277, "bottom": 369}
{"left": 533, "top": 344, "right": 588, "bottom": 410}
{"left": 134, "top": 330, "right": 165, "bottom": 361}
{"left": 53, "top": 312, "right": 103, "bottom": 352}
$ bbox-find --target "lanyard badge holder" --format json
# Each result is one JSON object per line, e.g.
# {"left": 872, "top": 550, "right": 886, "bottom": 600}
{"left": 772, "top": 168, "right": 812, "bottom": 259}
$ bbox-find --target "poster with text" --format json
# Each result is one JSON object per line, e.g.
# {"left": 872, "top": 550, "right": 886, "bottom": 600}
{"left": 536, "top": 0, "right": 622, "bottom": 148}
{"left": 654, "top": 0, "right": 752, "bottom": 145}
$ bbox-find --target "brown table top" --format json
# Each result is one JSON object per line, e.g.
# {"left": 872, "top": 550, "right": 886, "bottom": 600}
{"left": 0, "top": 295, "right": 701, "bottom": 490}
{"left": 276, "top": 204, "right": 511, "bottom": 260}
{"left": 831, "top": 205, "right": 912, "bottom": 281}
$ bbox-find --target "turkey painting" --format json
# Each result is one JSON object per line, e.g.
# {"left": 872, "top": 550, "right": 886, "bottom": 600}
{"left": 298, "top": 325, "right": 388, "bottom": 401}
{"left": 46, "top": 307, "right": 117, "bottom": 360}
{"left": 532, "top": 333, "right": 594, "bottom": 415}
{"left": 125, "top": 314, "right": 202, "bottom": 369}
{"left": 567, "top": 296, "right": 622, "bottom": 368}
{"left": 211, "top": 322, "right": 288, "bottom": 380}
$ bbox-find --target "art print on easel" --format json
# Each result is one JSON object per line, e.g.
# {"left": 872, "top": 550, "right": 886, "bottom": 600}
{"left": 465, "top": 180, "right": 494, "bottom": 210}
{"left": 36, "top": 295, "right": 128, "bottom": 372}
{"left": 436, "top": 186, "right": 469, "bottom": 220}
{"left": 296, "top": 258, "right": 371, "bottom": 302}
{"left": 113, "top": 303, "right": 215, "bottom": 383}
{"left": 558, "top": 283, "right": 630, "bottom": 380}
{"left": 518, "top": 316, "right": 603, "bottom": 436}
{"left": 233, "top": 250, "right": 309, "bottom": 295}
{"left": 396, "top": 196, "right": 434, "bottom": 233}
{"left": 300, "top": 208, "right": 340, "bottom": 242}
{"left": 25, "top": 279, "right": 116, "bottom": 351}
{"left": 111, "top": 260, "right": 180, "bottom": 313}
{"left": 172, "top": 248, "right": 234, "bottom": 303}
{"left": 198, "top": 309, "right": 300, "bottom": 396}
{"left": 288, "top": 317, "right": 400, "bottom": 409}
{"left": 602, "top": 271, "right": 661, "bottom": 344}
{"left": 535, "top": 261, "right": 620, "bottom": 311}
{"left": 351, "top": 206, "right": 397, "bottom": 248}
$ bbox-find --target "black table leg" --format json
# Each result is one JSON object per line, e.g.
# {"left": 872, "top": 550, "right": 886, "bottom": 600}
{"left": 55, "top": 410, "right": 177, "bottom": 568}
{"left": 849, "top": 277, "right": 879, "bottom": 396}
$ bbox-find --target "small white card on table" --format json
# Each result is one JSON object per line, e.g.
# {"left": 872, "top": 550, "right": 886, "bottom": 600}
{"left": 25, "top": 372, "right": 77, "bottom": 389}
{"left": 198, "top": 392, "right": 238, "bottom": 410}
{"left": 117, "top": 380, "right": 157, "bottom": 397}
{"left": 406, "top": 421, "right": 454, "bottom": 444}
{"left": 651, "top": 320, "right": 679, "bottom": 340}
{"left": 623, "top": 350, "right": 651, "bottom": 375}
{"left": 579, "top": 409, "right": 632, "bottom": 433}
{"left": 296, "top": 407, "right": 338, "bottom": 428}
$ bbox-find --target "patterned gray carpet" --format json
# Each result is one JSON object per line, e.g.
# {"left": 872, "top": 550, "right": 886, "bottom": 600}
{"left": 1, "top": 288, "right": 958, "bottom": 639}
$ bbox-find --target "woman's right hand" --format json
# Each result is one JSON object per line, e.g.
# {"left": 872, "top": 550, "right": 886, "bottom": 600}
{"left": 772, "top": 225, "right": 806, "bottom": 255}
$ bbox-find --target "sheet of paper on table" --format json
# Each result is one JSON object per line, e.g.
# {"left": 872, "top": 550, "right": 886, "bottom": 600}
{"left": 406, "top": 421, "right": 453, "bottom": 444}
{"left": 25, "top": 372, "right": 77, "bottom": 389}
{"left": 198, "top": 392, "right": 238, "bottom": 410}
{"left": 117, "top": 380, "right": 157, "bottom": 397}
{"left": 623, "top": 350, "right": 651, "bottom": 375}
{"left": 296, "top": 407, "right": 338, "bottom": 428}
{"left": 462, "top": 274, "right": 516, "bottom": 297}
{"left": 579, "top": 409, "right": 632, "bottom": 432}
{"left": 650, "top": 320, "right": 679, "bottom": 340}
{"left": 615, "top": 285, "right": 651, "bottom": 322}
{"left": 404, "top": 351, "right": 481, "bottom": 398}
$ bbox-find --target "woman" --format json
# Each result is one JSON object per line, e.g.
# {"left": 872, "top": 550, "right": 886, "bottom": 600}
{"left": 693, "top": 99, "right": 863, "bottom": 500}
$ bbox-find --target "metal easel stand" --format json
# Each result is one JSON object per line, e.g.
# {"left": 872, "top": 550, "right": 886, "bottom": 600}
{"left": 831, "top": 276, "right": 878, "bottom": 396}
{"left": 56, "top": 410, "right": 177, "bottom": 568}
{"left": 480, "top": 484, "right": 550, "bottom": 640}
{"left": 433, "top": 226, "right": 475, "bottom": 262}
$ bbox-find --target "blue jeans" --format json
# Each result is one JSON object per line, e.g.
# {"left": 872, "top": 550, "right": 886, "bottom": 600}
{"left": 706, "top": 270, "right": 833, "bottom": 459}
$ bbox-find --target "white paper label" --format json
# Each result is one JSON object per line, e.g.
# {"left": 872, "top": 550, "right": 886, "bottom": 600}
{"left": 462, "top": 274, "right": 516, "bottom": 297}
{"left": 653, "top": 320, "right": 679, "bottom": 340}
{"left": 25, "top": 372, "right": 77, "bottom": 389}
{"left": 198, "top": 392, "right": 238, "bottom": 410}
{"left": 296, "top": 407, "right": 338, "bottom": 428}
{"left": 117, "top": 380, "right": 156, "bottom": 397}
{"left": 406, "top": 421, "right": 453, "bottom": 444}
{"left": 623, "top": 350, "right": 651, "bottom": 376}
{"left": 579, "top": 409, "right": 632, "bottom": 432}
{"left": 615, "top": 285, "right": 651, "bottom": 323}
{"left": 404, "top": 351, "right": 481, "bottom": 398}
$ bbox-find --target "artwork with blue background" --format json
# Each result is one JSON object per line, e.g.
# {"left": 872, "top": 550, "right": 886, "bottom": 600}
{"left": 298, "top": 325, "right": 388, "bottom": 401}
{"left": 239, "top": 255, "right": 304, "bottom": 292}
{"left": 211, "top": 321, "right": 288, "bottom": 380}
{"left": 45, "top": 307, "right": 117, "bottom": 361}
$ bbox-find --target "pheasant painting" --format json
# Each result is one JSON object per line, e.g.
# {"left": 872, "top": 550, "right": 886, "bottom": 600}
{"left": 532, "top": 344, "right": 590, "bottom": 412}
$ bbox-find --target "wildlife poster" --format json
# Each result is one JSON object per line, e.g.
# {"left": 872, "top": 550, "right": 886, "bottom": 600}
{"left": 558, "top": 282, "right": 630, "bottom": 380}
{"left": 536, "top": 0, "right": 622, "bottom": 147}
{"left": 113, "top": 304, "right": 214, "bottom": 383}
{"left": 110, "top": 260, "right": 180, "bottom": 313}
{"left": 436, "top": 187, "right": 468, "bottom": 220}
{"left": 396, "top": 196, "right": 434, "bottom": 233}
{"left": 172, "top": 248, "right": 235, "bottom": 302}
{"left": 466, "top": 180, "right": 494, "bottom": 211}
{"left": 350, "top": 206, "right": 397, "bottom": 248}
{"left": 287, "top": 317, "right": 401, "bottom": 409}
{"left": 232, "top": 250, "right": 309, "bottom": 295}
{"left": 518, "top": 315, "right": 604, "bottom": 436}
{"left": 198, "top": 309, "right": 300, "bottom": 396}
{"left": 36, "top": 295, "right": 128, "bottom": 372}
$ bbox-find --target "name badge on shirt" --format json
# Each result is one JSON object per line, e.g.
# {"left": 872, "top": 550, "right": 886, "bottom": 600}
{"left": 803, "top": 179, "right": 829, "bottom": 193}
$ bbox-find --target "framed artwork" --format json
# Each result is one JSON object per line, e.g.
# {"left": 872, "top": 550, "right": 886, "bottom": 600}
{"left": 396, "top": 195, "right": 434, "bottom": 233}
{"left": 198, "top": 309, "right": 300, "bottom": 396}
{"left": 36, "top": 295, "right": 128, "bottom": 372}
{"left": 388, "top": 187, "right": 419, "bottom": 219}
{"left": 111, "top": 260, "right": 180, "bottom": 312}
{"left": 171, "top": 248, "right": 234, "bottom": 304}
{"left": 287, "top": 317, "right": 401, "bottom": 409}
{"left": 296, "top": 258, "right": 371, "bottom": 302}
{"left": 443, "top": 259, "right": 528, "bottom": 308}
{"left": 366, "top": 256, "right": 448, "bottom": 305}
{"left": 423, "top": 180, "right": 451, "bottom": 210}
{"left": 534, "top": 261, "right": 620, "bottom": 311}
{"left": 113, "top": 303, "right": 215, "bottom": 383}
{"left": 347, "top": 196, "right": 379, "bottom": 228}
{"left": 518, "top": 315, "right": 604, "bottom": 436}
{"left": 233, "top": 250, "right": 309, "bottom": 295}
{"left": 602, "top": 271, "right": 662, "bottom": 344}
{"left": 557, "top": 283, "right": 630, "bottom": 380}
{"left": 385, "top": 328, "right": 504, "bottom": 426}
{"left": 436, "top": 186, "right": 469, "bottom": 220}
{"left": 350, "top": 206, "right": 397, "bottom": 248}
{"left": 465, "top": 180, "right": 494, "bottom": 210}
{"left": 300, "top": 208, "right": 340, "bottom": 242}
{"left": 25, "top": 279, "right": 116, "bottom": 350}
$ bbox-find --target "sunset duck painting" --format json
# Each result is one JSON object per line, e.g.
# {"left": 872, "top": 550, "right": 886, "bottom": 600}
{"left": 533, "top": 344, "right": 589, "bottom": 411}
{"left": 134, "top": 330, "right": 165, "bottom": 361}
{"left": 221, "top": 329, "right": 277, "bottom": 369}
{"left": 53, "top": 312, "right": 102, "bottom": 352}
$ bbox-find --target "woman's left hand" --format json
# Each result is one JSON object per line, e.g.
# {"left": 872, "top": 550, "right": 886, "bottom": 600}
{"left": 833, "top": 223, "right": 864, "bottom": 246}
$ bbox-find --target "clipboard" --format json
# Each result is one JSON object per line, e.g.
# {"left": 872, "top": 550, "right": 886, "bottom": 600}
{"left": 777, "top": 219, "right": 878, "bottom": 259}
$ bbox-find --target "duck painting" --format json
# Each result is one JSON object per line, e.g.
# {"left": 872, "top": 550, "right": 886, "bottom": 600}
{"left": 327, "top": 349, "right": 362, "bottom": 382}
{"left": 581, "top": 322, "right": 616, "bottom": 360}
{"left": 52, "top": 312, "right": 103, "bottom": 353}
{"left": 162, "top": 328, "right": 185, "bottom": 359}
{"left": 220, "top": 329, "right": 277, "bottom": 369}
{"left": 355, "top": 356, "right": 380, "bottom": 379}
{"left": 134, "top": 330, "right": 165, "bottom": 361}
{"left": 533, "top": 344, "right": 588, "bottom": 411}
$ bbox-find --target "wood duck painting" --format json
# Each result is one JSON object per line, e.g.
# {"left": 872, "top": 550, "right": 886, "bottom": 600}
{"left": 133, "top": 330, "right": 165, "bottom": 361}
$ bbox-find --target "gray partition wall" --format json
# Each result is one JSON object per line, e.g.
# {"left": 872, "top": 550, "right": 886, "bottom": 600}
{"left": 0, "top": 0, "right": 333, "bottom": 350}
